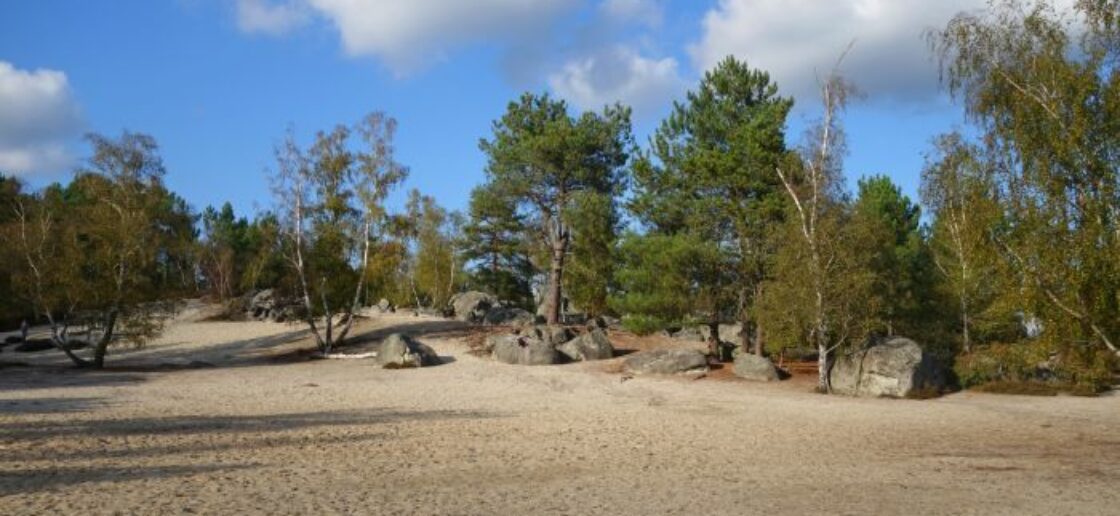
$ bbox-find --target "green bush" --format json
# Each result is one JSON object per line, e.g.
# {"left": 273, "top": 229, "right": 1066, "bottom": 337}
{"left": 955, "top": 340, "right": 1115, "bottom": 394}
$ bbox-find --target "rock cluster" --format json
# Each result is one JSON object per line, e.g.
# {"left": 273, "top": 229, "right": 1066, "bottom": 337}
{"left": 376, "top": 333, "right": 440, "bottom": 369}
{"left": 488, "top": 324, "right": 616, "bottom": 366}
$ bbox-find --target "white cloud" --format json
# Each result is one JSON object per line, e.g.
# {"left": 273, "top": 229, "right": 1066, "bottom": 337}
{"left": 0, "top": 61, "right": 81, "bottom": 176}
{"left": 690, "top": 0, "right": 988, "bottom": 105}
{"left": 236, "top": 0, "right": 309, "bottom": 36}
{"left": 549, "top": 46, "right": 682, "bottom": 116}
{"left": 306, "top": 0, "right": 577, "bottom": 73}
{"left": 600, "top": 0, "right": 662, "bottom": 27}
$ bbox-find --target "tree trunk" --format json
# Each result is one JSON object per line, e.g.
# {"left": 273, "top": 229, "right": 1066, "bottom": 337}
{"left": 545, "top": 239, "right": 566, "bottom": 325}
{"left": 707, "top": 321, "right": 721, "bottom": 359}
{"left": 753, "top": 320, "right": 764, "bottom": 356}
{"left": 91, "top": 309, "right": 118, "bottom": 369}
{"left": 960, "top": 293, "right": 971, "bottom": 354}
{"left": 817, "top": 343, "right": 830, "bottom": 393}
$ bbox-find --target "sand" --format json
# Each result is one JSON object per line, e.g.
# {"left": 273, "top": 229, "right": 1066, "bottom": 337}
{"left": 1, "top": 309, "right": 1118, "bottom": 515}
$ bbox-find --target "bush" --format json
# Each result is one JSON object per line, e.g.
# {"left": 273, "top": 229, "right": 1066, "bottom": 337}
{"left": 955, "top": 340, "right": 1115, "bottom": 393}
{"left": 621, "top": 314, "right": 667, "bottom": 336}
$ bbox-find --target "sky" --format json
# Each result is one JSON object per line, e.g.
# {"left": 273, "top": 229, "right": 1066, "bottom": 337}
{"left": 0, "top": 0, "right": 986, "bottom": 218}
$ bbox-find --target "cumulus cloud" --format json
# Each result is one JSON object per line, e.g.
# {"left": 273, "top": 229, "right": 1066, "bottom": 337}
{"left": 549, "top": 46, "right": 682, "bottom": 116}
{"left": 236, "top": 0, "right": 310, "bottom": 36}
{"left": 690, "top": 0, "right": 989, "bottom": 105}
{"left": 600, "top": 0, "right": 662, "bottom": 27}
{"left": 0, "top": 61, "right": 82, "bottom": 176}
{"left": 305, "top": 0, "right": 577, "bottom": 73}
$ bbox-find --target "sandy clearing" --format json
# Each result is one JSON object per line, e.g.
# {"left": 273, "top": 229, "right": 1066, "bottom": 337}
{"left": 1, "top": 313, "right": 1118, "bottom": 515}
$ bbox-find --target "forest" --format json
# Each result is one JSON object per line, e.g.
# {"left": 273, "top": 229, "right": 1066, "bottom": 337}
{"left": 2, "top": 0, "right": 1117, "bottom": 394}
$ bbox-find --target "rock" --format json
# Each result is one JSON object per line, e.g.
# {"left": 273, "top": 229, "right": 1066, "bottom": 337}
{"left": 586, "top": 316, "right": 609, "bottom": 331}
{"left": 623, "top": 349, "right": 709, "bottom": 376}
{"left": 376, "top": 333, "right": 440, "bottom": 368}
{"left": 377, "top": 298, "right": 393, "bottom": 313}
{"left": 484, "top": 307, "right": 535, "bottom": 326}
{"left": 733, "top": 353, "right": 781, "bottom": 382}
{"left": 665, "top": 326, "right": 705, "bottom": 342}
{"left": 247, "top": 289, "right": 276, "bottom": 319}
{"left": 829, "top": 337, "right": 946, "bottom": 398}
{"left": 449, "top": 291, "right": 498, "bottom": 323}
{"left": 491, "top": 334, "right": 562, "bottom": 366}
{"left": 557, "top": 329, "right": 615, "bottom": 362}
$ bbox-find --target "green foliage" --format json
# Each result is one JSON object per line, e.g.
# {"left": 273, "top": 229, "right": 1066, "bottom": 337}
{"left": 461, "top": 184, "right": 536, "bottom": 308}
{"left": 611, "top": 232, "right": 728, "bottom": 335}
{"left": 955, "top": 340, "right": 1115, "bottom": 393}
{"left": 477, "top": 92, "right": 632, "bottom": 322}
{"left": 401, "top": 189, "right": 463, "bottom": 309}
{"left": 932, "top": 0, "right": 1120, "bottom": 358}
{"left": 563, "top": 191, "right": 618, "bottom": 317}
{"left": 630, "top": 57, "right": 792, "bottom": 343}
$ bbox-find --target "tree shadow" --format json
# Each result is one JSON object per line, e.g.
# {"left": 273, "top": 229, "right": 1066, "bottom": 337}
{"left": 0, "top": 396, "right": 109, "bottom": 415}
{"left": 0, "top": 463, "right": 258, "bottom": 497}
{"left": 0, "top": 407, "right": 501, "bottom": 441}
{"left": 0, "top": 367, "right": 148, "bottom": 392}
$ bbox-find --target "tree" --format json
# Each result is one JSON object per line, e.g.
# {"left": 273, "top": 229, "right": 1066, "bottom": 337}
{"left": 921, "top": 133, "right": 1005, "bottom": 352}
{"left": 461, "top": 184, "right": 536, "bottom": 308}
{"left": 772, "top": 54, "right": 859, "bottom": 391}
{"left": 629, "top": 57, "right": 792, "bottom": 354}
{"left": 932, "top": 0, "right": 1120, "bottom": 357}
{"left": 478, "top": 92, "right": 632, "bottom": 325}
{"left": 11, "top": 132, "right": 195, "bottom": 368}
{"left": 563, "top": 190, "right": 619, "bottom": 317}
{"left": 611, "top": 232, "right": 728, "bottom": 342}
{"left": 402, "top": 189, "right": 462, "bottom": 310}
{"left": 850, "top": 175, "right": 938, "bottom": 339}
{"left": 271, "top": 113, "right": 407, "bottom": 354}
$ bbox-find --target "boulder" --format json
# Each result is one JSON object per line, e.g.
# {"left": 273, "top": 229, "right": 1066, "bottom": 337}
{"left": 491, "top": 334, "right": 562, "bottom": 366}
{"left": 664, "top": 326, "right": 705, "bottom": 342}
{"left": 376, "top": 333, "right": 440, "bottom": 368}
{"left": 484, "top": 307, "right": 535, "bottom": 326}
{"left": 449, "top": 291, "right": 498, "bottom": 323}
{"left": 557, "top": 329, "right": 615, "bottom": 362}
{"left": 377, "top": 298, "right": 394, "bottom": 313}
{"left": 733, "top": 353, "right": 781, "bottom": 382}
{"left": 623, "top": 349, "right": 709, "bottom": 376}
{"left": 829, "top": 337, "right": 946, "bottom": 398}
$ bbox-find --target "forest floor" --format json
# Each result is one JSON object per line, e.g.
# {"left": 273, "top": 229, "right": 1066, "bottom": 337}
{"left": 1, "top": 303, "right": 1118, "bottom": 515}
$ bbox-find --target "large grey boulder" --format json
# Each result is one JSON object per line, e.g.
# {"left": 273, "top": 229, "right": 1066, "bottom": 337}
{"left": 733, "top": 353, "right": 781, "bottom": 382}
{"left": 449, "top": 291, "right": 498, "bottom": 323}
{"left": 491, "top": 334, "right": 562, "bottom": 366}
{"left": 484, "top": 307, "right": 535, "bottom": 326}
{"left": 376, "top": 333, "right": 440, "bottom": 368}
{"left": 623, "top": 349, "right": 709, "bottom": 376}
{"left": 557, "top": 329, "right": 615, "bottom": 362}
{"left": 377, "top": 298, "right": 394, "bottom": 313}
{"left": 829, "top": 337, "right": 945, "bottom": 398}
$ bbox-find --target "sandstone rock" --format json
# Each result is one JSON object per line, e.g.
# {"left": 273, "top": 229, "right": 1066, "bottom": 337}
{"left": 829, "top": 337, "right": 945, "bottom": 398}
{"left": 733, "top": 353, "right": 781, "bottom": 382}
{"left": 491, "top": 334, "right": 562, "bottom": 366}
{"left": 557, "top": 329, "right": 615, "bottom": 362}
{"left": 449, "top": 291, "right": 498, "bottom": 323}
{"left": 376, "top": 333, "right": 440, "bottom": 368}
{"left": 623, "top": 349, "right": 709, "bottom": 376}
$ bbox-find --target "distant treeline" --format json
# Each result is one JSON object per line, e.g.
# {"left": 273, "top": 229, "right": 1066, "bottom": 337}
{"left": 1, "top": 1, "right": 1116, "bottom": 391}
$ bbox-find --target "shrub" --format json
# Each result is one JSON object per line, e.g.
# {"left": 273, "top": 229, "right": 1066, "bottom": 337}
{"left": 955, "top": 340, "right": 1115, "bottom": 394}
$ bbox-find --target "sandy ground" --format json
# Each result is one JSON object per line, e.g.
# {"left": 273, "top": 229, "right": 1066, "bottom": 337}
{"left": 1, "top": 308, "right": 1119, "bottom": 515}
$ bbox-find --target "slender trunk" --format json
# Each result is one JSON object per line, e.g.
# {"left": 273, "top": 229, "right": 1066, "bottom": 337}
{"left": 753, "top": 320, "right": 764, "bottom": 356}
{"left": 336, "top": 221, "right": 371, "bottom": 344}
{"left": 546, "top": 237, "right": 567, "bottom": 326}
{"left": 707, "top": 321, "right": 721, "bottom": 359}
{"left": 960, "top": 294, "right": 971, "bottom": 354}
{"left": 320, "top": 279, "right": 333, "bottom": 355}
{"left": 293, "top": 194, "right": 325, "bottom": 351}
{"left": 817, "top": 343, "right": 830, "bottom": 393}
{"left": 91, "top": 309, "right": 118, "bottom": 369}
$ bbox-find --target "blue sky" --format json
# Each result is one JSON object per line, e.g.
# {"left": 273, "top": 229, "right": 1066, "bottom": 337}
{"left": 0, "top": 0, "right": 981, "bottom": 217}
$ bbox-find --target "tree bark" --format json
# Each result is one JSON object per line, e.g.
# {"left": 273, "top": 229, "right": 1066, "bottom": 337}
{"left": 707, "top": 321, "right": 721, "bottom": 359}
{"left": 545, "top": 234, "right": 567, "bottom": 326}
{"left": 91, "top": 309, "right": 118, "bottom": 369}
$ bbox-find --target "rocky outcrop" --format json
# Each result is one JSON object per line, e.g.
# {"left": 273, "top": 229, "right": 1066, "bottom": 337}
{"left": 245, "top": 289, "right": 299, "bottom": 322}
{"left": 733, "top": 353, "right": 781, "bottom": 382}
{"left": 376, "top": 333, "right": 440, "bottom": 368}
{"left": 484, "top": 307, "right": 535, "bottom": 326}
{"left": 623, "top": 349, "right": 709, "bottom": 376}
{"left": 557, "top": 329, "right": 615, "bottom": 362}
{"left": 449, "top": 291, "right": 499, "bottom": 323}
{"left": 491, "top": 334, "right": 562, "bottom": 366}
{"left": 829, "top": 337, "right": 946, "bottom": 398}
